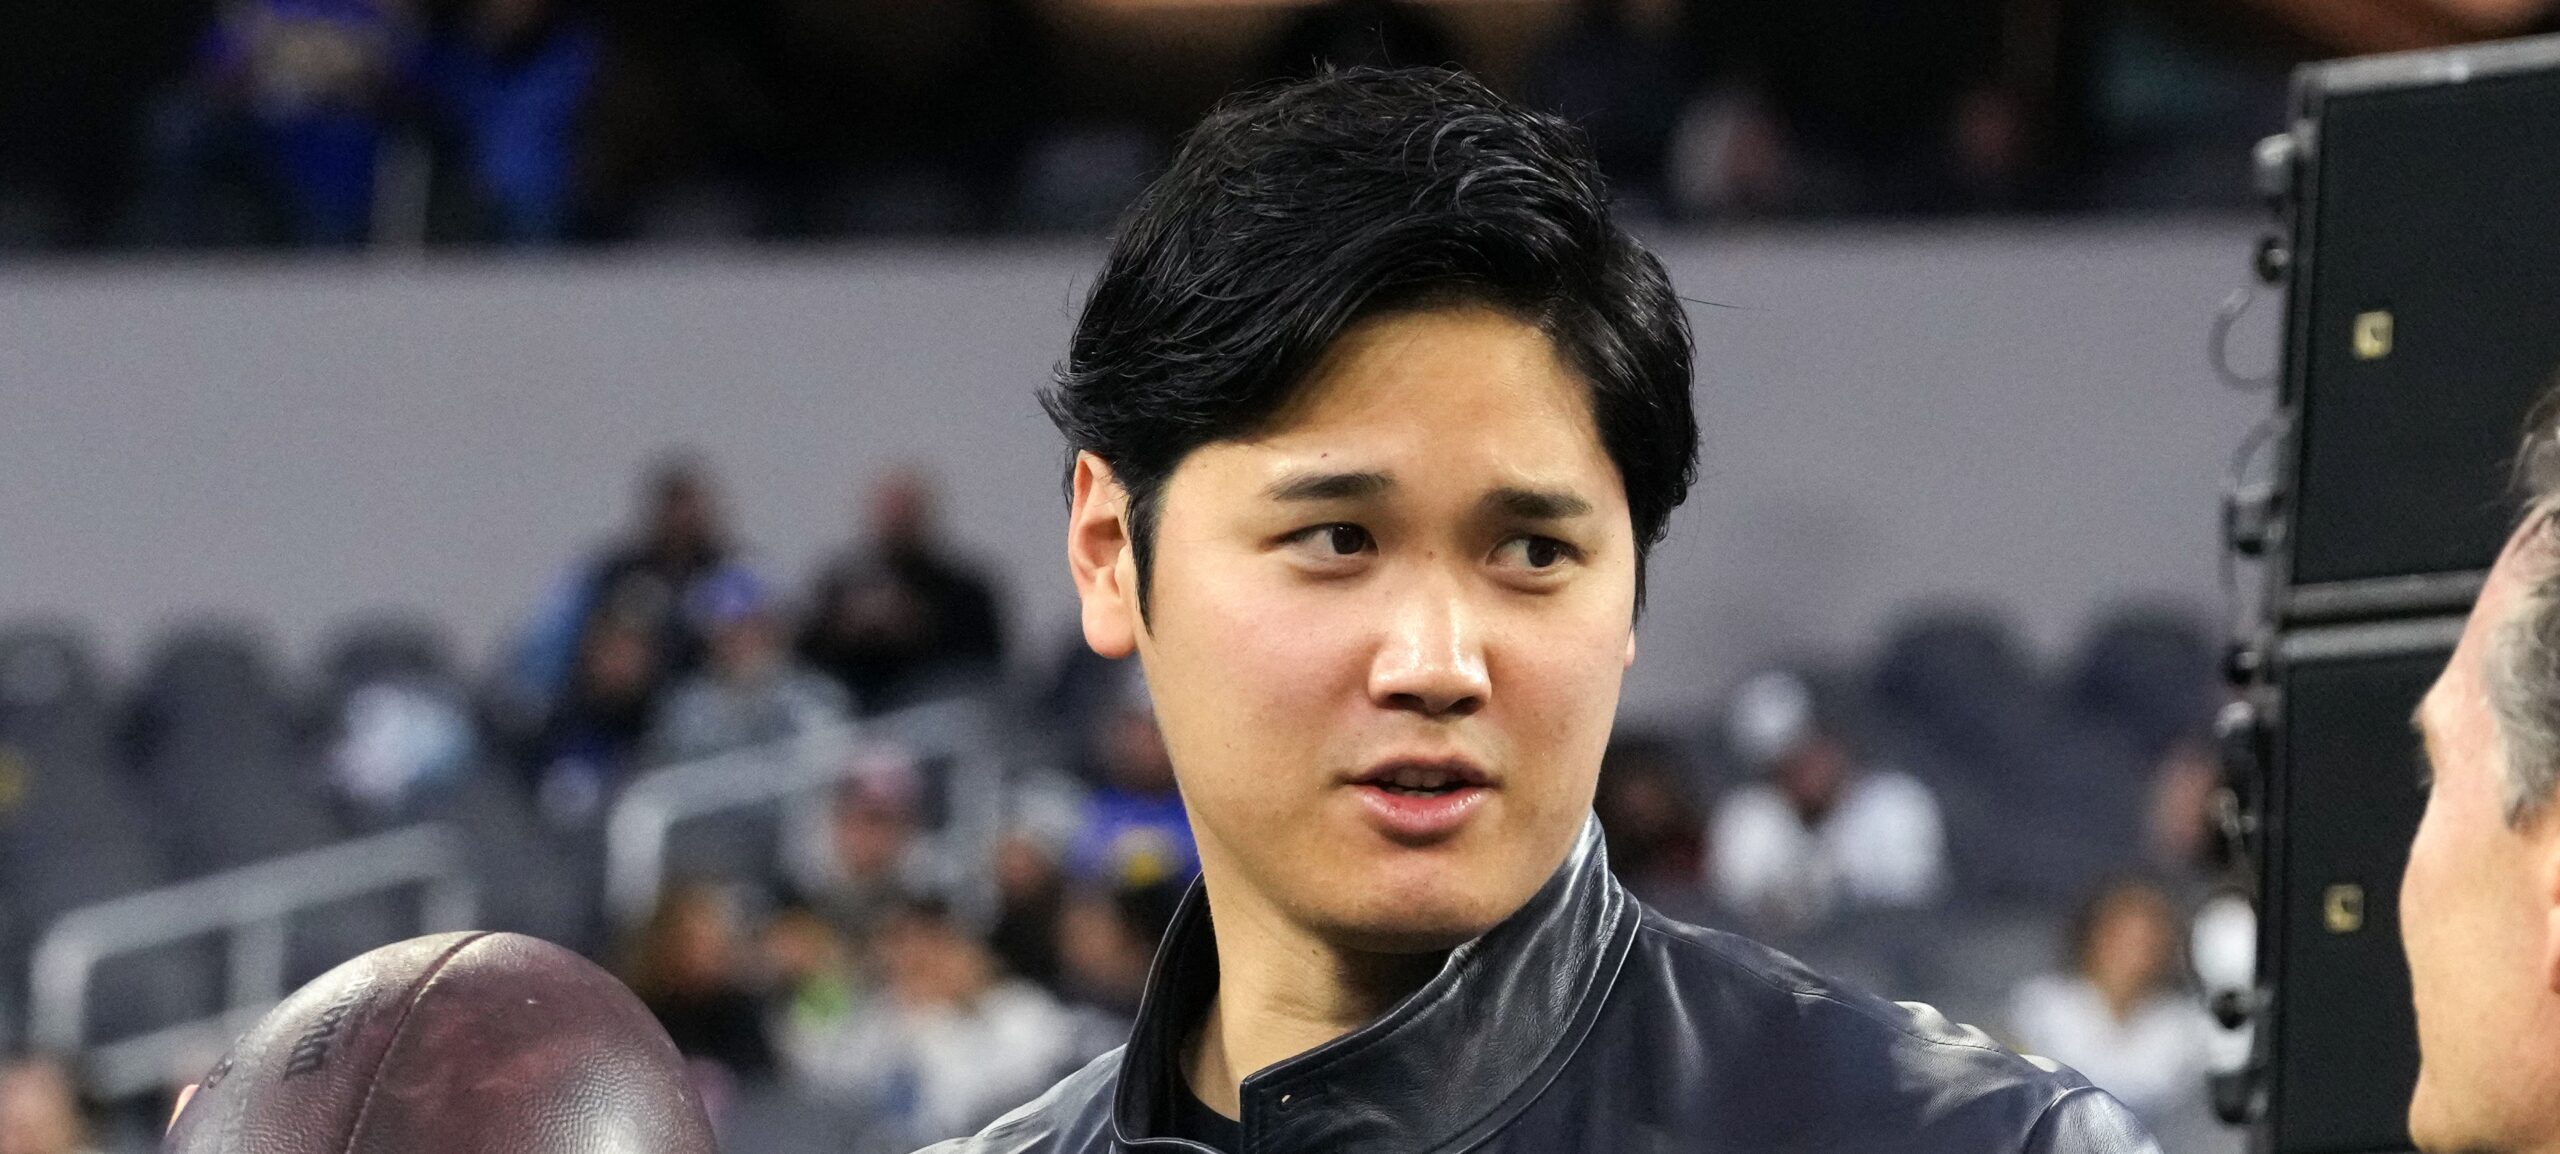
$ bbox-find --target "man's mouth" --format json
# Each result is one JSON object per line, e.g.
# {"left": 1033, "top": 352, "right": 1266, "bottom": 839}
{"left": 1351, "top": 759, "right": 1492, "bottom": 795}
{"left": 1373, "top": 768, "right": 1465, "bottom": 796}
{"left": 1348, "top": 758, "right": 1494, "bottom": 840}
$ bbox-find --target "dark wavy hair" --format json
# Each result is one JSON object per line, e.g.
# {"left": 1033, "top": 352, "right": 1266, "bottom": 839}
{"left": 1042, "top": 66, "right": 1699, "bottom": 615}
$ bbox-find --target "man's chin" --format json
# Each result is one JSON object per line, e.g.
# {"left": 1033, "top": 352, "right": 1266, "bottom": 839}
{"left": 1304, "top": 885, "right": 1518, "bottom": 955}
{"left": 2404, "top": 1070, "right": 2483, "bottom": 1154}
{"left": 2407, "top": 1083, "right": 2441, "bottom": 1154}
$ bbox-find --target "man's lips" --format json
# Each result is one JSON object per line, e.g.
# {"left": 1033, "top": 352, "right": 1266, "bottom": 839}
{"left": 1346, "top": 759, "right": 1493, "bottom": 841}
{"left": 1347, "top": 757, "right": 1495, "bottom": 794}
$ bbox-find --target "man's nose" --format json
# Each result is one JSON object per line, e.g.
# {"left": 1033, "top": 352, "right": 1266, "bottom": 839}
{"left": 1368, "top": 582, "right": 1490, "bottom": 719}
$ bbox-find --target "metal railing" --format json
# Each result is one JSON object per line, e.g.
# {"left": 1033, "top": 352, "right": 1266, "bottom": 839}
{"left": 603, "top": 696, "right": 1008, "bottom": 933}
{"left": 30, "top": 824, "right": 476, "bottom": 1099}
{"left": 603, "top": 721, "right": 860, "bottom": 929}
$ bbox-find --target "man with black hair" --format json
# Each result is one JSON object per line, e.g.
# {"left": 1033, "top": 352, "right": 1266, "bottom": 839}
{"left": 925, "top": 68, "right": 2158, "bottom": 1154}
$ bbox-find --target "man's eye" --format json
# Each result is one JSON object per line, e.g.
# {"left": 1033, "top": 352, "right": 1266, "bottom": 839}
{"left": 1497, "top": 535, "right": 1577, "bottom": 570}
{"left": 1289, "top": 523, "right": 1372, "bottom": 557}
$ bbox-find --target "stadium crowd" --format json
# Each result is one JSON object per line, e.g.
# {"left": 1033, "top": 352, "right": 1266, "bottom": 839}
{"left": 0, "top": 454, "right": 2250, "bottom": 1152}
{"left": 7, "top": 0, "right": 2556, "bottom": 251}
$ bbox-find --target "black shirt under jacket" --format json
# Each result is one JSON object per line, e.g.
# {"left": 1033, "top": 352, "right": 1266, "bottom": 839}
{"left": 920, "top": 818, "right": 2162, "bottom": 1154}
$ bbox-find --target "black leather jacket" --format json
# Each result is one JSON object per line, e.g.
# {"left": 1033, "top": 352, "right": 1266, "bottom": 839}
{"left": 925, "top": 821, "right": 2161, "bottom": 1154}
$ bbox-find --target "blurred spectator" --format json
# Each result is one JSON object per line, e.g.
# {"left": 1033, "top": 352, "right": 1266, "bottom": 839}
{"left": 798, "top": 468, "right": 1005, "bottom": 713}
{"left": 647, "top": 565, "right": 851, "bottom": 765}
{"left": 527, "top": 608, "right": 661, "bottom": 827}
{"left": 2143, "top": 734, "right": 2228, "bottom": 882}
{"left": 792, "top": 899, "right": 1084, "bottom": 1147}
{"left": 1711, "top": 670, "right": 1945, "bottom": 930}
{"left": 1671, "top": 0, "right": 2026, "bottom": 216}
{"left": 0, "top": 1058, "right": 99, "bottom": 1154}
{"left": 1063, "top": 671, "right": 1196, "bottom": 888}
{"left": 786, "top": 758, "right": 946, "bottom": 946}
{"left": 142, "top": 0, "right": 419, "bottom": 246}
{"left": 2007, "top": 878, "right": 2222, "bottom": 1146}
{"left": 1591, "top": 734, "right": 1716, "bottom": 923}
{"left": 760, "top": 904, "right": 865, "bottom": 1075}
{"left": 1056, "top": 879, "right": 1183, "bottom": 1021}
{"left": 986, "top": 831, "right": 1068, "bottom": 991}
{"left": 504, "top": 454, "right": 733, "bottom": 723}
{"left": 1261, "top": 0, "right": 1461, "bottom": 79}
{"left": 414, "top": 0, "right": 598, "bottom": 243}
{"left": 625, "top": 883, "right": 778, "bottom": 1085}
{"left": 19, "top": 0, "right": 2560, "bottom": 248}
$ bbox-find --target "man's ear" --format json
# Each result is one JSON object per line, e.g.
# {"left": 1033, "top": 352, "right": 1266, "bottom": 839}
{"left": 1068, "top": 451, "right": 1141, "bottom": 659}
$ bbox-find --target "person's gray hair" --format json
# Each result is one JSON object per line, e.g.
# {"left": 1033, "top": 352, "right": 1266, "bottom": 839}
{"left": 2487, "top": 380, "right": 2560, "bottom": 827}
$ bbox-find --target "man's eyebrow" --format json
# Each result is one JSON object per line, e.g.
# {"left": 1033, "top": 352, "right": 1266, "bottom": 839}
{"left": 1264, "top": 470, "right": 1393, "bottom": 503}
{"left": 1485, "top": 486, "right": 1593, "bottom": 520}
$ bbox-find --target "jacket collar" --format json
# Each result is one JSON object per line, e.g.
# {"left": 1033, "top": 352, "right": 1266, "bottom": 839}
{"left": 1111, "top": 817, "right": 1637, "bottom": 1154}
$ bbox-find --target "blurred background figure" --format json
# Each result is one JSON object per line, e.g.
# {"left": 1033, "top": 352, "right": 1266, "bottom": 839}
{"left": 521, "top": 607, "right": 661, "bottom": 829}
{"left": 1054, "top": 879, "right": 1182, "bottom": 1025}
{"left": 1061, "top": 669, "right": 1195, "bottom": 890}
{"left": 648, "top": 564, "right": 850, "bottom": 765}
{"left": 504, "top": 455, "right": 733, "bottom": 722}
{"left": 7, "top": 0, "right": 2555, "bottom": 251}
{"left": 0, "top": 1058, "right": 101, "bottom": 1154}
{"left": 2142, "top": 737, "right": 2229, "bottom": 887}
{"left": 799, "top": 468, "right": 1006, "bottom": 715}
{"left": 411, "top": 0, "right": 598, "bottom": 244}
{"left": 1711, "top": 669, "right": 1946, "bottom": 932}
{"left": 758, "top": 903, "right": 863, "bottom": 1086}
{"left": 785, "top": 758, "right": 946, "bottom": 948}
{"left": 2062, "top": 607, "right": 2235, "bottom": 896}
{"left": 2007, "top": 878, "right": 2230, "bottom": 1152}
{"left": 139, "top": 0, "right": 417, "bottom": 247}
{"left": 985, "top": 831, "right": 1070, "bottom": 993}
{"left": 791, "top": 899, "right": 1082, "bottom": 1149}
{"left": 493, "top": 455, "right": 734, "bottom": 824}
{"left": 624, "top": 883, "right": 779, "bottom": 1096}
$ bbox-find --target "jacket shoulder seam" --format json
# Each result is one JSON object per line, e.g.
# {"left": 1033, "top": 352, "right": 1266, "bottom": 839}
{"left": 1635, "top": 916, "right": 2010, "bottom": 1058}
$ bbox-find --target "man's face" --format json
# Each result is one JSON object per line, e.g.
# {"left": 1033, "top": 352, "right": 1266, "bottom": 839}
{"left": 2406, "top": 507, "right": 2560, "bottom": 1151}
{"left": 1071, "top": 306, "right": 1638, "bottom": 953}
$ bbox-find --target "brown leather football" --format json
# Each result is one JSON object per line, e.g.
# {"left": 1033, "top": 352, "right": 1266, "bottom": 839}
{"left": 163, "top": 930, "right": 719, "bottom": 1154}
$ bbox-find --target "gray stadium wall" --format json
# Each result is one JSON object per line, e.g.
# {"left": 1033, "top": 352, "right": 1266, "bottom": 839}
{"left": 0, "top": 220, "right": 2273, "bottom": 726}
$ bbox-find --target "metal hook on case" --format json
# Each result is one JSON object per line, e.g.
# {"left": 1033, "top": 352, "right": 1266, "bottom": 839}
{"left": 2211, "top": 287, "right": 2277, "bottom": 391}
